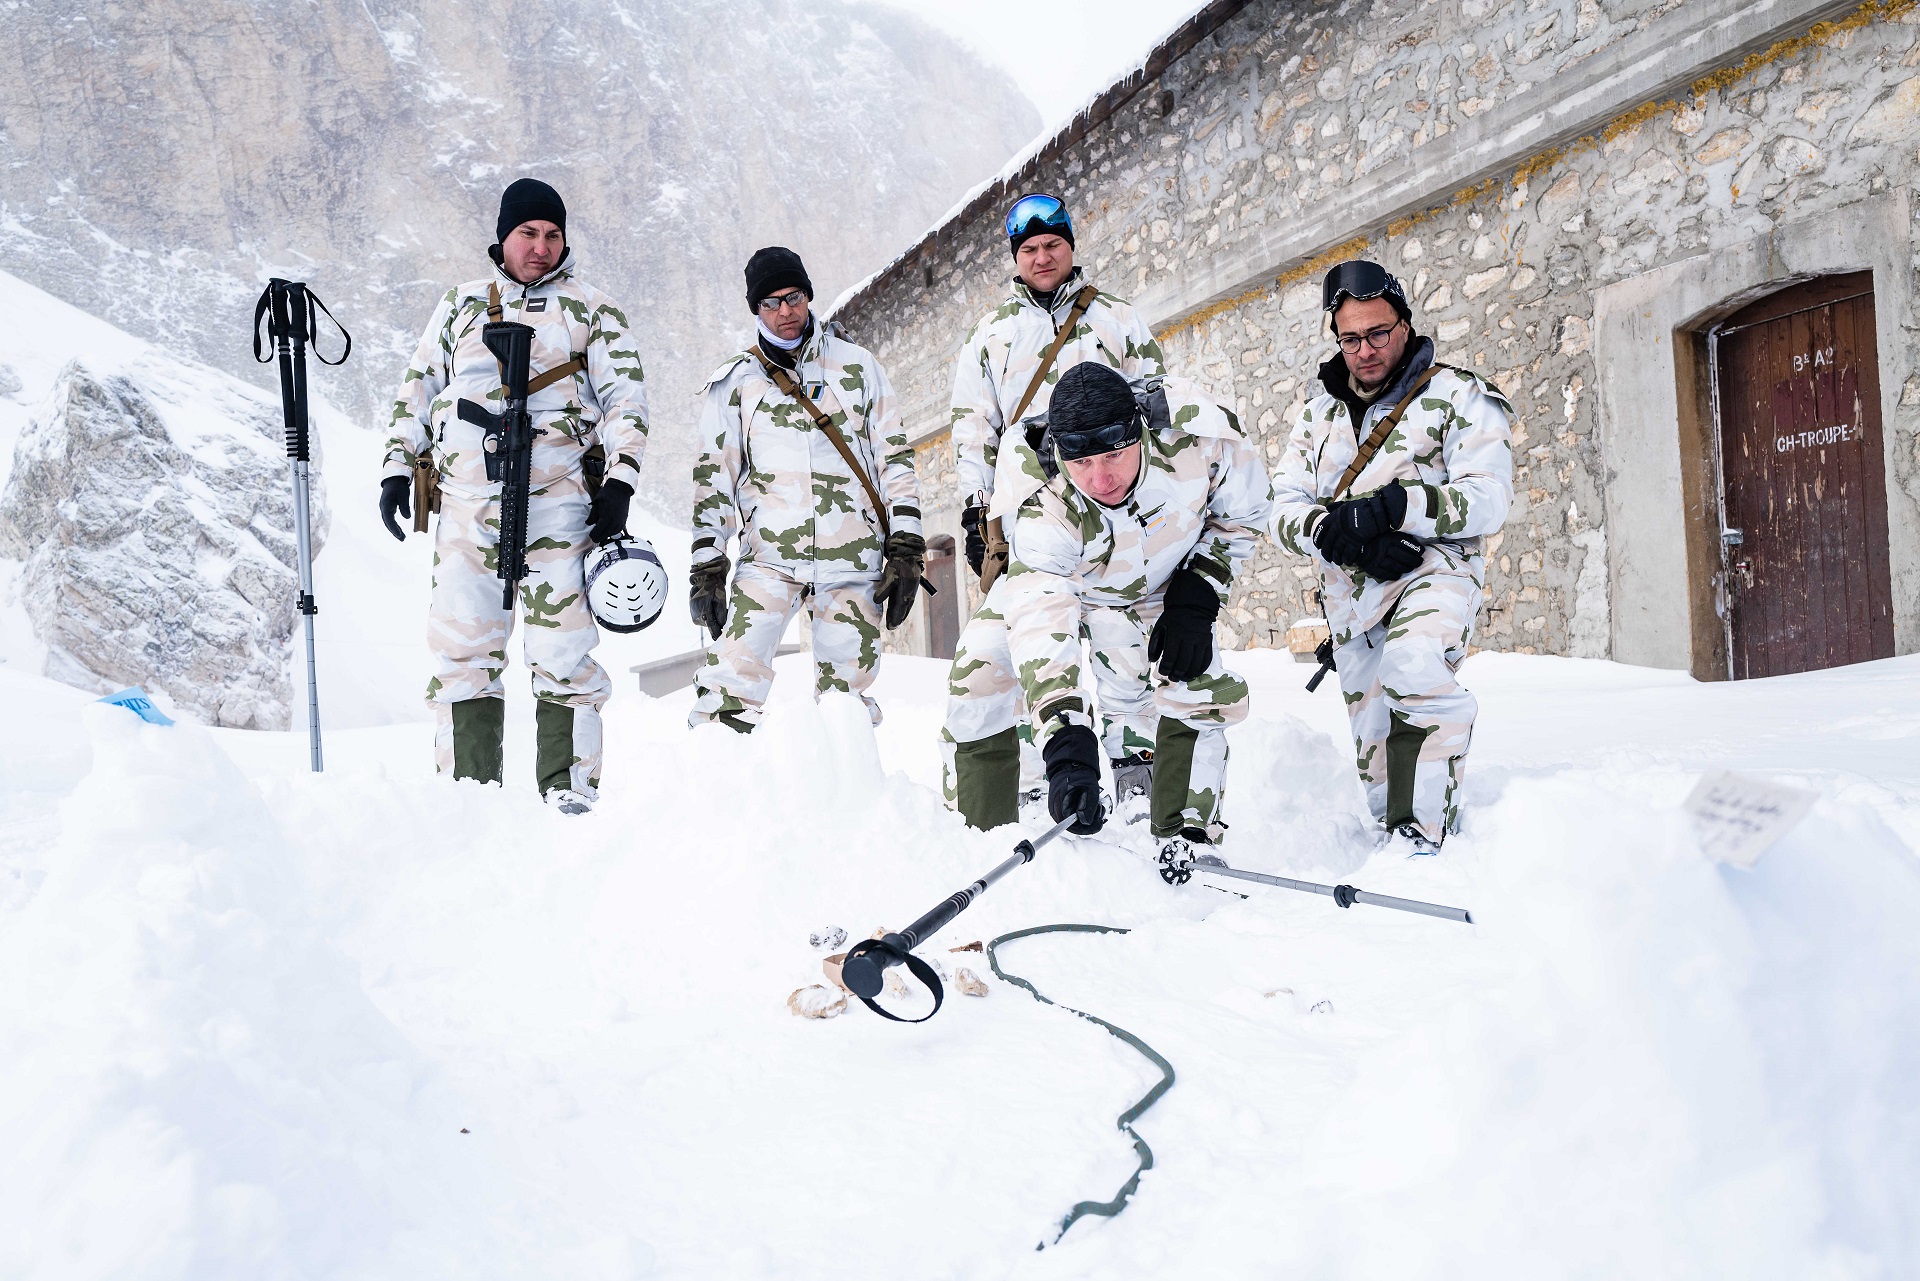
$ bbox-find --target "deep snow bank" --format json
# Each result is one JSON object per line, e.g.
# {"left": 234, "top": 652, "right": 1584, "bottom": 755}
{"left": 3, "top": 649, "right": 1918, "bottom": 1279}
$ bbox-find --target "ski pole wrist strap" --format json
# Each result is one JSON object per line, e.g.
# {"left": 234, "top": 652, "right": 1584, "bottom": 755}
{"left": 750, "top": 348, "right": 893, "bottom": 539}
{"left": 841, "top": 939, "right": 945, "bottom": 1023}
{"left": 1331, "top": 363, "right": 1446, "bottom": 500}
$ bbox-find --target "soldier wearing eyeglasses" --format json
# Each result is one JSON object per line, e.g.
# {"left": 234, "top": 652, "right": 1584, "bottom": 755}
{"left": 686, "top": 246, "right": 923, "bottom": 731}
{"left": 942, "top": 193, "right": 1169, "bottom": 812}
{"left": 942, "top": 363, "right": 1271, "bottom": 851}
{"left": 1269, "top": 260, "right": 1514, "bottom": 855}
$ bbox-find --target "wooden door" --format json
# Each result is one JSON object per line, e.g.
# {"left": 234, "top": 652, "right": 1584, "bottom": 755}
{"left": 1713, "top": 273, "right": 1892, "bottom": 678}
{"left": 926, "top": 535, "right": 959, "bottom": 660}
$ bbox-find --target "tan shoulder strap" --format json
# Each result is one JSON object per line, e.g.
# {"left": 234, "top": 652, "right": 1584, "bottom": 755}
{"left": 749, "top": 348, "right": 892, "bottom": 539}
{"left": 1008, "top": 284, "right": 1099, "bottom": 426}
{"left": 1331, "top": 364, "right": 1447, "bottom": 500}
{"left": 483, "top": 283, "right": 586, "bottom": 396}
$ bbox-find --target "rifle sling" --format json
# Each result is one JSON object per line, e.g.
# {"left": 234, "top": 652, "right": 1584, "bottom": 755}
{"left": 486, "top": 282, "right": 586, "bottom": 397}
{"left": 1331, "top": 364, "right": 1446, "bottom": 501}
{"left": 1008, "top": 283, "right": 1099, "bottom": 425}
{"left": 750, "top": 348, "right": 892, "bottom": 540}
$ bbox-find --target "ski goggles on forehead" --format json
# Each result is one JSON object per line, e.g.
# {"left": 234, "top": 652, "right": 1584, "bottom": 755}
{"left": 1005, "top": 193, "right": 1071, "bottom": 239}
{"left": 1321, "top": 260, "right": 1403, "bottom": 312}
{"left": 1052, "top": 415, "right": 1142, "bottom": 462}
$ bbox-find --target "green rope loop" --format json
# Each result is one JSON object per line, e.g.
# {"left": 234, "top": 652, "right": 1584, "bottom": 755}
{"left": 986, "top": 923, "right": 1177, "bottom": 1248}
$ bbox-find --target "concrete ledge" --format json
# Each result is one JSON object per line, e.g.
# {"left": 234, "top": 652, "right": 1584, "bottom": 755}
{"left": 1136, "top": 0, "right": 1864, "bottom": 331}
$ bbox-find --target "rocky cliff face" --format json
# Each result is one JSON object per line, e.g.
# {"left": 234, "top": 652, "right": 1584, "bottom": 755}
{"left": 0, "top": 0, "right": 1038, "bottom": 519}
{"left": 0, "top": 355, "right": 322, "bottom": 730}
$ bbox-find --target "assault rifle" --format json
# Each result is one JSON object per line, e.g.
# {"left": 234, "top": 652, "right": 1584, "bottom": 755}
{"left": 457, "top": 321, "right": 541, "bottom": 610}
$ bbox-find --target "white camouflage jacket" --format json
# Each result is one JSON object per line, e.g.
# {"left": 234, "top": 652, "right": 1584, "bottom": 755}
{"left": 1002, "top": 377, "right": 1272, "bottom": 733}
{"left": 948, "top": 268, "right": 1165, "bottom": 517}
{"left": 691, "top": 325, "right": 920, "bottom": 585}
{"left": 1269, "top": 337, "right": 1515, "bottom": 639}
{"left": 383, "top": 251, "right": 650, "bottom": 500}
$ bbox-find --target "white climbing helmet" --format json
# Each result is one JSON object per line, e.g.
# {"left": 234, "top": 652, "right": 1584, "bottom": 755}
{"left": 585, "top": 535, "right": 668, "bottom": 633}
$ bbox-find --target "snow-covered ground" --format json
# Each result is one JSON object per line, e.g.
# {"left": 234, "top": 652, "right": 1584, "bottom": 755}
{"left": 4, "top": 620, "right": 1918, "bottom": 1276}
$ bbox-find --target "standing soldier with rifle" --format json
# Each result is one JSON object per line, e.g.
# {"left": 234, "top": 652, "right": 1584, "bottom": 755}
{"left": 686, "top": 247, "right": 924, "bottom": 732}
{"left": 943, "top": 363, "right": 1271, "bottom": 846}
{"left": 1269, "top": 261, "right": 1514, "bottom": 854}
{"left": 943, "top": 193, "right": 1167, "bottom": 810}
{"left": 379, "top": 178, "right": 649, "bottom": 815}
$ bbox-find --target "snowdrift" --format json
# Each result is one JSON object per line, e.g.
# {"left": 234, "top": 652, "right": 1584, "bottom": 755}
{"left": 2, "top": 644, "right": 1917, "bottom": 1279}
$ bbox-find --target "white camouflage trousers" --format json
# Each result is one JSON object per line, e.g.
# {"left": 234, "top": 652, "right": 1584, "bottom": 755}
{"left": 688, "top": 561, "right": 885, "bottom": 729}
{"left": 427, "top": 481, "right": 608, "bottom": 796}
{"left": 1335, "top": 570, "right": 1480, "bottom": 842}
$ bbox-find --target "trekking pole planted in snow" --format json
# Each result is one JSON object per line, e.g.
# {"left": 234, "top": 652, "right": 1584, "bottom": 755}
{"left": 1158, "top": 848, "right": 1473, "bottom": 924}
{"left": 253, "top": 278, "right": 350, "bottom": 773}
{"left": 843, "top": 815, "right": 1077, "bottom": 1023}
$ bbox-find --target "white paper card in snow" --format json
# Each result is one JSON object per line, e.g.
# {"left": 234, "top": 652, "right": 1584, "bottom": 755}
{"left": 1683, "top": 771, "right": 1816, "bottom": 868}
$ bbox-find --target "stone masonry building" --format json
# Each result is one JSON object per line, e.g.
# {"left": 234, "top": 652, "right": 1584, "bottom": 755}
{"left": 830, "top": 0, "right": 1920, "bottom": 681}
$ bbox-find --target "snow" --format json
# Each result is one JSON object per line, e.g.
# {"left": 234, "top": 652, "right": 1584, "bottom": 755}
{"left": 4, "top": 578, "right": 1919, "bottom": 1276}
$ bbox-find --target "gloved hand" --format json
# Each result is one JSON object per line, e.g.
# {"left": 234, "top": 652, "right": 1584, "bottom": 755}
{"left": 1148, "top": 566, "right": 1222, "bottom": 682}
{"left": 689, "top": 556, "right": 731, "bottom": 640}
{"left": 378, "top": 475, "right": 411, "bottom": 542}
{"left": 1359, "top": 531, "right": 1426, "bottom": 581}
{"left": 1337, "top": 483, "right": 1409, "bottom": 541}
{"left": 587, "top": 479, "right": 633, "bottom": 545}
{"left": 1043, "top": 724, "right": 1105, "bottom": 835}
{"left": 960, "top": 504, "right": 987, "bottom": 578}
{"left": 873, "top": 530, "right": 926, "bottom": 629}
{"left": 1310, "top": 504, "right": 1367, "bottom": 567}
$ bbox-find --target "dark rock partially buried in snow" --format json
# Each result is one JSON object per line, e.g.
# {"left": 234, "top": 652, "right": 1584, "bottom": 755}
{"left": 0, "top": 357, "right": 325, "bottom": 729}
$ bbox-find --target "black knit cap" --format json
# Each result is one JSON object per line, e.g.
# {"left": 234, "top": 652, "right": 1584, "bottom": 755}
{"left": 745, "top": 246, "right": 812, "bottom": 311}
{"left": 496, "top": 178, "right": 567, "bottom": 244}
{"left": 1048, "top": 362, "right": 1141, "bottom": 458}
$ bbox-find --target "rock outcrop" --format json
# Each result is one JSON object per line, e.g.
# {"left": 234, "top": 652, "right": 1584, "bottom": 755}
{"left": 0, "top": 357, "right": 321, "bottom": 729}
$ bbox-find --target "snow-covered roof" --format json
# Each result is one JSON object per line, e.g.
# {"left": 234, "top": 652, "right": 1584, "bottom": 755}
{"left": 825, "top": 0, "right": 1253, "bottom": 321}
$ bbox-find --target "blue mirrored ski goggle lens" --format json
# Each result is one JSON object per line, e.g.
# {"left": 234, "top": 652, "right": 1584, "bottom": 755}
{"left": 1006, "top": 194, "right": 1071, "bottom": 239}
{"left": 1053, "top": 418, "right": 1141, "bottom": 461}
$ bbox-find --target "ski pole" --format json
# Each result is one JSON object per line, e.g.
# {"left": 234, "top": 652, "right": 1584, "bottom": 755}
{"left": 1159, "top": 848, "right": 1472, "bottom": 924}
{"left": 843, "top": 815, "right": 1076, "bottom": 1022}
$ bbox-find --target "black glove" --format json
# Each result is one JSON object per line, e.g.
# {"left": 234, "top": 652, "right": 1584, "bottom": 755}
{"left": 1359, "top": 532, "right": 1426, "bottom": 581}
{"left": 873, "top": 531, "right": 926, "bottom": 630}
{"left": 689, "top": 556, "right": 731, "bottom": 640}
{"left": 1043, "top": 724, "right": 1105, "bottom": 835}
{"left": 959, "top": 504, "right": 987, "bottom": 578}
{"left": 1148, "top": 567, "right": 1222, "bottom": 682}
{"left": 588, "top": 479, "right": 633, "bottom": 545}
{"left": 378, "top": 475, "right": 411, "bottom": 542}
{"left": 1342, "top": 483, "right": 1409, "bottom": 540}
{"left": 1311, "top": 504, "right": 1367, "bottom": 567}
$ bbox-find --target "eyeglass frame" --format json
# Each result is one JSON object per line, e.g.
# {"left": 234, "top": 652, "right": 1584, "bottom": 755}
{"left": 755, "top": 288, "right": 810, "bottom": 315}
{"left": 1334, "top": 317, "right": 1406, "bottom": 354}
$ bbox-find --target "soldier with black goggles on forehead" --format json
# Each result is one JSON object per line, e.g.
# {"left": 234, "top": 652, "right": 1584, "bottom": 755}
{"left": 1269, "top": 260, "right": 1515, "bottom": 855}
{"left": 941, "top": 193, "right": 1170, "bottom": 810}
{"left": 941, "top": 361, "right": 1271, "bottom": 860}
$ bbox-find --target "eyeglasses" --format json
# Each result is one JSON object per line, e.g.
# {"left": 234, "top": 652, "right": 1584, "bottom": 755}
{"left": 1005, "top": 193, "right": 1072, "bottom": 241}
{"left": 1335, "top": 319, "right": 1405, "bottom": 354}
{"left": 1053, "top": 417, "right": 1142, "bottom": 461}
{"left": 756, "top": 289, "right": 809, "bottom": 315}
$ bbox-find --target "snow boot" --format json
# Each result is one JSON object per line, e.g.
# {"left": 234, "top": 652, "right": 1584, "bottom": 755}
{"left": 1387, "top": 821, "right": 1441, "bottom": 856}
{"left": 545, "top": 788, "right": 594, "bottom": 816}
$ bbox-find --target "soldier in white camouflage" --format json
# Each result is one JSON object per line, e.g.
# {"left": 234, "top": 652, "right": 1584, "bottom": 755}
{"left": 943, "top": 362, "right": 1272, "bottom": 847}
{"left": 949, "top": 193, "right": 1168, "bottom": 799}
{"left": 687, "top": 247, "right": 924, "bottom": 731}
{"left": 1269, "top": 261, "right": 1514, "bottom": 854}
{"left": 379, "top": 178, "right": 649, "bottom": 815}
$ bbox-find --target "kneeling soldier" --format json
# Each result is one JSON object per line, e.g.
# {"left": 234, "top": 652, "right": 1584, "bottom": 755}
{"left": 1269, "top": 261, "right": 1514, "bottom": 854}
{"left": 943, "top": 363, "right": 1271, "bottom": 847}
{"left": 687, "top": 247, "right": 924, "bottom": 731}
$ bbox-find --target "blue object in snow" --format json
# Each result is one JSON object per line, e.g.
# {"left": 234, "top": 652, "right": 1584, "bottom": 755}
{"left": 98, "top": 687, "right": 174, "bottom": 725}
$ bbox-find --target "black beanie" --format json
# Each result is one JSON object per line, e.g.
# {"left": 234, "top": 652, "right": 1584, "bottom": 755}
{"left": 744, "top": 246, "right": 812, "bottom": 311}
{"left": 1048, "top": 363, "right": 1139, "bottom": 440}
{"left": 496, "top": 178, "right": 567, "bottom": 245}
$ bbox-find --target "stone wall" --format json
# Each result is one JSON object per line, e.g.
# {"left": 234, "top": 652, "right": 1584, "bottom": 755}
{"left": 834, "top": 0, "right": 1920, "bottom": 670}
